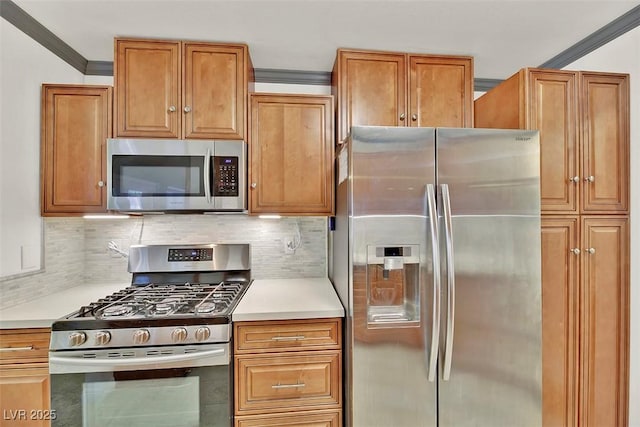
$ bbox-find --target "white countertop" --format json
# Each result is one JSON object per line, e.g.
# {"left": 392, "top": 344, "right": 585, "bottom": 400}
{"left": 1, "top": 277, "right": 345, "bottom": 329}
{"left": 0, "top": 283, "right": 129, "bottom": 329}
{"left": 232, "top": 278, "right": 345, "bottom": 322}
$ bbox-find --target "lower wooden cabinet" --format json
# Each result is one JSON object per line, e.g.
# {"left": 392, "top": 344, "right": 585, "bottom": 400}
{"left": 541, "top": 216, "right": 629, "bottom": 427}
{"left": 234, "top": 318, "right": 342, "bottom": 426}
{"left": 0, "top": 329, "right": 52, "bottom": 427}
{"left": 235, "top": 409, "right": 341, "bottom": 427}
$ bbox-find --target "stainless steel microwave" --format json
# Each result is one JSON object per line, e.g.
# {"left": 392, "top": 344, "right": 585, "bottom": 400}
{"left": 107, "top": 138, "right": 246, "bottom": 212}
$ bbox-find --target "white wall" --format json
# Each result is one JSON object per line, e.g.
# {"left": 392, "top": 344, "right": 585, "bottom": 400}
{"left": 0, "top": 19, "right": 84, "bottom": 278}
{"left": 564, "top": 26, "right": 640, "bottom": 427}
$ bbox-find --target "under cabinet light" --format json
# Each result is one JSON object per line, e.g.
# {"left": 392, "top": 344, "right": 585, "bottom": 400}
{"left": 83, "top": 214, "right": 130, "bottom": 219}
{"left": 258, "top": 215, "right": 281, "bottom": 219}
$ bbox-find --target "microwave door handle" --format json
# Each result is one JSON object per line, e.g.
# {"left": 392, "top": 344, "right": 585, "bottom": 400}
{"left": 425, "top": 183, "right": 441, "bottom": 382}
{"left": 204, "top": 148, "right": 212, "bottom": 203}
{"left": 441, "top": 183, "right": 456, "bottom": 381}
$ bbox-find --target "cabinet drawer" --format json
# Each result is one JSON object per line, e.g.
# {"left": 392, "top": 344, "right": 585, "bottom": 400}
{"left": 235, "top": 351, "right": 341, "bottom": 414}
{"left": 0, "top": 329, "right": 50, "bottom": 366}
{"left": 235, "top": 319, "right": 341, "bottom": 353}
{"left": 235, "top": 409, "right": 341, "bottom": 427}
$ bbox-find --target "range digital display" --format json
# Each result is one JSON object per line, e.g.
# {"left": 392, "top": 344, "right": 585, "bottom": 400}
{"left": 168, "top": 248, "right": 213, "bottom": 262}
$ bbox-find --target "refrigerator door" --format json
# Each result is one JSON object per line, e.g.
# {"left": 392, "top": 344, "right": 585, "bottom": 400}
{"left": 348, "top": 126, "right": 438, "bottom": 427}
{"left": 436, "top": 128, "right": 542, "bottom": 426}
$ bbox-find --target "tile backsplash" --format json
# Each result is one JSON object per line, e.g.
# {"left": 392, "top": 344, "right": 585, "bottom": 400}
{"left": 0, "top": 215, "right": 328, "bottom": 309}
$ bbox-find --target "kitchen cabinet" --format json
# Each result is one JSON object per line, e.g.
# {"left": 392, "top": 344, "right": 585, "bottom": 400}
{"left": 249, "top": 93, "right": 334, "bottom": 215}
{"left": 0, "top": 328, "right": 52, "bottom": 427}
{"left": 580, "top": 216, "right": 628, "bottom": 427}
{"left": 234, "top": 318, "right": 342, "bottom": 426}
{"left": 41, "top": 84, "right": 112, "bottom": 215}
{"left": 332, "top": 48, "right": 473, "bottom": 143}
{"left": 115, "top": 38, "right": 253, "bottom": 140}
{"left": 541, "top": 216, "right": 629, "bottom": 427}
{"left": 541, "top": 217, "right": 580, "bottom": 427}
{"left": 474, "top": 68, "right": 629, "bottom": 214}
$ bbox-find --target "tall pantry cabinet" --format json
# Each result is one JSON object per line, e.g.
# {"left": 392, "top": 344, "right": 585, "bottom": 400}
{"left": 474, "top": 68, "right": 629, "bottom": 427}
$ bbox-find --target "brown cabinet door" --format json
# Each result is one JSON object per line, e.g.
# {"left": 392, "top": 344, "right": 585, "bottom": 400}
{"left": 183, "top": 43, "right": 246, "bottom": 140}
{"left": 235, "top": 410, "right": 341, "bottom": 427}
{"left": 580, "top": 216, "right": 629, "bottom": 427}
{"left": 115, "top": 39, "right": 180, "bottom": 138}
{"left": 335, "top": 50, "right": 406, "bottom": 143}
{"left": 0, "top": 368, "right": 51, "bottom": 427}
{"left": 249, "top": 94, "right": 334, "bottom": 215}
{"left": 527, "top": 70, "right": 580, "bottom": 214}
{"left": 235, "top": 351, "right": 341, "bottom": 415}
{"left": 41, "top": 85, "right": 112, "bottom": 215}
{"left": 541, "top": 217, "right": 579, "bottom": 427}
{"left": 408, "top": 55, "right": 473, "bottom": 128}
{"left": 580, "top": 73, "right": 629, "bottom": 213}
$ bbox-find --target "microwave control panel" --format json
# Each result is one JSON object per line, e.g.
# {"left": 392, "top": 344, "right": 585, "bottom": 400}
{"left": 213, "top": 156, "right": 239, "bottom": 197}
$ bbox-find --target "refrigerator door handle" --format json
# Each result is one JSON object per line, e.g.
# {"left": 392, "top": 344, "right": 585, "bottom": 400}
{"left": 441, "top": 183, "right": 456, "bottom": 381}
{"left": 425, "top": 183, "right": 440, "bottom": 382}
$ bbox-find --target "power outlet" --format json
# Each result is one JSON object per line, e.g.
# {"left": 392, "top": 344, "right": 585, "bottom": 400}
{"left": 283, "top": 238, "right": 295, "bottom": 255}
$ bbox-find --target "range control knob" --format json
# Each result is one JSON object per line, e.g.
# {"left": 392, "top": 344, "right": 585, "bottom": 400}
{"left": 133, "top": 329, "right": 151, "bottom": 345}
{"left": 68, "top": 331, "right": 87, "bottom": 347}
{"left": 171, "top": 327, "right": 188, "bottom": 343}
{"left": 195, "top": 327, "right": 211, "bottom": 342}
{"left": 94, "top": 331, "right": 111, "bottom": 346}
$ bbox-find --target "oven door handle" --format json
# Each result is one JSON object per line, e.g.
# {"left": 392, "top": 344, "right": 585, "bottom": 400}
{"left": 49, "top": 347, "right": 227, "bottom": 374}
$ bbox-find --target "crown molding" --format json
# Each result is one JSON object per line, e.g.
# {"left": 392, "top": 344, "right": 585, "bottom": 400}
{"left": 3, "top": 0, "right": 639, "bottom": 90}
{"left": 473, "top": 78, "right": 502, "bottom": 92}
{"left": 1, "top": 0, "right": 87, "bottom": 74}
{"left": 539, "top": 4, "right": 640, "bottom": 68}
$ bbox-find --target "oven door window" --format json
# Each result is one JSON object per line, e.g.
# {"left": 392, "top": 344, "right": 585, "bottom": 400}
{"left": 51, "top": 366, "right": 230, "bottom": 427}
{"left": 112, "top": 155, "right": 205, "bottom": 197}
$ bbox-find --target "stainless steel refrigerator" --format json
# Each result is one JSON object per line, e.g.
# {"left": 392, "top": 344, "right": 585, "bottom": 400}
{"left": 330, "top": 126, "right": 542, "bottom": 427}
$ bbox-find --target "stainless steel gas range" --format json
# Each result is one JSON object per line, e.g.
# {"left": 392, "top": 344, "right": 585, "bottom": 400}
{"left": 49, "top": 243, "right": 251, "bottom": 427}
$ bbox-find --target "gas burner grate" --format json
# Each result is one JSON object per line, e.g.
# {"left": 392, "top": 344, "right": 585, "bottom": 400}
{"left": 76, "top": 281, "right": 247, "bottom": 320}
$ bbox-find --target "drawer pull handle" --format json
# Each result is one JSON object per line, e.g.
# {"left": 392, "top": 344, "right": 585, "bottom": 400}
{"left": 271, "top": 335, "right": 305, "bottom": 341}
{"left": 0, "top": 346, "right": 34, "bottom": 352}
{"left": 271, "top": 382, "right": 306, "bottom": 389}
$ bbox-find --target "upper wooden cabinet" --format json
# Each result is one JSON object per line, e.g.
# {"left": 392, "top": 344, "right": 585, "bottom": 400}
{"left": 249, "top": 93, "right": 334, "bottom": 215}
{"left": 332, "top": 48, "right": 473, "bottom": 143}
{"left": 41, "top": 84, "right": 112, "bottom": 216}
{"left": 114, "top": 38, "right": 253, "bottom": 140}
{"left": 474, "top": 69, "right": 629, "bottom": 214}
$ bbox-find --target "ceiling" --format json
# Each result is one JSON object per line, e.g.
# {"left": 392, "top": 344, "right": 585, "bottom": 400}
{"left": 8, "top": 0, "right": 640, "bottom": 80}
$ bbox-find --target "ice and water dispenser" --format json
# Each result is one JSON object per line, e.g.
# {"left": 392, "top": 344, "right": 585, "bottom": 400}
{"left": 366, "top": 244, "right": 420, "bottom": 328}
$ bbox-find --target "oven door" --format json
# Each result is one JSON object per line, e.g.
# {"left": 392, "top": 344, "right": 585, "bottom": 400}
{"left": 49, "top": 344, "right": 231, "bottom": 427}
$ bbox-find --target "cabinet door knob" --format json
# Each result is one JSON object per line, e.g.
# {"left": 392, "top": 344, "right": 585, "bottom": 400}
{"left": 585, "top": 247, "right": 596, "bottom": 254}
{"left": 184, "top": 105, "right": 192, "bottom": 113}
{"left": 168, "top": 105, "right": 176, "bottom": 113}
{"left": 98, "top": 181, "right": 105, "bottom": 187}
{"left": 251, "top": 183, "right": 257, "bottom": 189}
{"left": 411, "top": 114, "right": 418, "bottom": 121}
{"left": 569, "top": 176, "right": 580, "bottom": 183}
{"left": 570, "top": 248, "right": 581, "bottom": 255}
{"left": 399, "top": 113, "right": 406, "bottom": 121}
{"left": 584, "top": 175, "right": 595, "bottom": 183}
